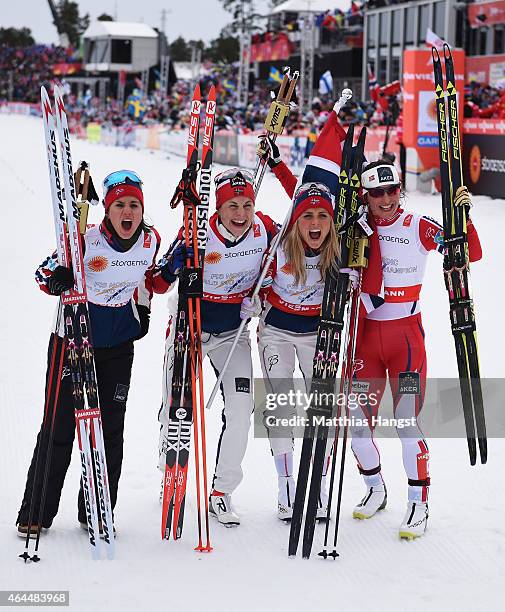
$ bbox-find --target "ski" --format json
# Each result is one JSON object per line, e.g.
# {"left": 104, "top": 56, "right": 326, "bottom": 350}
{"left": 432, "top": 45, "right": 486, "bottom": 465}
{"left": 161, "top": 84, "right": 215, "bottom": 550}
{"left": 288, "top": 124, "right": 367, "bottom": 558}
{"left": 254, "top": 68, "right": 299, "bottom": 195}
{"left": 190, "top": 85, "right": 215, "bottom": 552}
{"left": 19, "top": 89, "right": 70, "bottom": 563}
{"left": 161, "top": 84, "right": 202, "bottom": 541}
{"left": 44, "top": 86, "right": 114, "bottom": 560}
{"left": 302, "top": 126, "right": 367, "bottom": 559}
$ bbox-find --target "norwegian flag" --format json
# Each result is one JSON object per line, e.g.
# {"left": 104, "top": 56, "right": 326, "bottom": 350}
{"left": 300, "top": 111, "right": 347, "bottom": 197}
{"left": 367, "top": 64, "right": 380, "bottom": 103}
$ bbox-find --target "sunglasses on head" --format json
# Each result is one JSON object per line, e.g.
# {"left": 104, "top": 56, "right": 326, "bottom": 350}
{"left": 214, "top": 168, "right": 254, "bottom": 187}
{"left": 102, "top": 170, "right": 143, "bottom": 197}
{"left": 367, "top": 185, "right": 400, "bottom": 198}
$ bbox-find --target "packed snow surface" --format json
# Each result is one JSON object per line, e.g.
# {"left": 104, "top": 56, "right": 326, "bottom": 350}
{"left": 1, "top": 114, "right": 503, "bottom": 611}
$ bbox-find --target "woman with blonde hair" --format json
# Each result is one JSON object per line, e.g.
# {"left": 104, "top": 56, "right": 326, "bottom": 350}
{"left": 257, "top": 181, "right": 346, "bottom": 521}
{"left": 251, "top": 94, "right": 356, "bottom": 521}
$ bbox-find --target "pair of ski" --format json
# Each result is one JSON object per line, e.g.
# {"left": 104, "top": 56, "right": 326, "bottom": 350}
{"left": 432, "top": 46, "right": 487, "bottom": 466}
{"left": 288, "top": 124, "right": 367, "bottom": 559}
{"left": 160, "top": 84, "right": 216, "bottom": 551}
{"left": 20, "top": 86, "right": 114, "bottom": 562}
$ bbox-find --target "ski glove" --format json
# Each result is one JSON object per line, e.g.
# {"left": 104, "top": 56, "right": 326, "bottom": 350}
{"left": 240, "top": 296, "right": 262, "bottom": 320}
{"left": 160, "top": 244, "right": 194, "bottom": 284}
{"left": 47, "top": 265, "right": 74, "bottom": 296}
{"left": 135, "top": 304, "right": 150, "bottom": 340}
{"left": 340, "top": 267, "right": 360, "bottom": 290}
{"left": 257, "top": 136, "right": 282, "bottom": 169}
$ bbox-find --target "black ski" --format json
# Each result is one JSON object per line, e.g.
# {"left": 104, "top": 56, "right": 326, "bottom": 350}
{"left": 432, "top": 45, "right": 486, "bottom": 465}
{"left": 288, "top": 125, "right": 367, "bottom": 558}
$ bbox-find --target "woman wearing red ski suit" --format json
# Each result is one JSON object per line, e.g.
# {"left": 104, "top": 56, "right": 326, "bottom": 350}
{"left": 350, "top": 159, "right": 482, "bottom": 538}
{"left": 269, "top": 140, "right": 482, "bottom": 538}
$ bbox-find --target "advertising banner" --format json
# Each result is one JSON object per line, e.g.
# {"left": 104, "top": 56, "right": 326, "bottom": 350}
{"left": 52, "top": 62, "right": 82, "bottom": 75}
{"left": 86, "top": 123, "right": 101, "bottom": 144}
{"left": 100, "top": 125, "right": 118, "bottom": 146}
{"left": 238, "top": 134, "right": 307, "bottom": 173}
{"left": 402, "top": 48, "right": 465, "bottom": 189}
{"left": 463, "top": 119, "right": 505, "bottom": 197}
{"left": 134, "top": 127, "right": 150, "bottom": 149}
{"left": 0, "top": 102, "right": 39, "bottom": 116}
{"left": 117, "top": 126, "right": 136, "bottom": 148}
{"left": 146, "top": 126, "right": 160, "bottom": 150}
{"left": 468, "top": 0, "right": 505, "bottom": 28}
{"left": 250, "top": 34, "right": 291, "bottom": 63}
{"left": 159, "top": 129, "right": 188, "bottom": 157}
{"left": 467, "top": 54, "right": 505, "bottom": 86}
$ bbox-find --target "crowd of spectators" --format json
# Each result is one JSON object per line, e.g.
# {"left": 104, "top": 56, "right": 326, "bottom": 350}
{"left": 17, "top": 40, "right": 505, "bottom": 134}
{"left": 0, "top": 43, "right": 80, "bottom": 103}
{"left": 465, "top": 81, "right": 505, "bottom": 119}
{"left": 257, "top": 1, "right": 365, "bottom": 50}
{"left": 72, "top": 81, "right": 385, "bottom": 135}
{"left": 0, "top": 0, "right": 379, "bottom": 136}
{"left": 0, "top": 42, "right": 397, "bottom": 136}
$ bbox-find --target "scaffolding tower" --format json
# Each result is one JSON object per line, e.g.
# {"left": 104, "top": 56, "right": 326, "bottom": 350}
{"left": 299, "top": 11, "right": 315, "bottom": 114}
{"left": 141, "top": 68, "right": 149, "bottom": 98}
{"left": 237, "top": 31, "right": 252, "bottom": 107}
{"left": 190, "top": 44, "right": 202, "bottom": 93}
{"left": 160, "top": 55, "right": 171, "bottom": 98}
{"left": 117, "top": 74, "right": 125, "bottom": 106}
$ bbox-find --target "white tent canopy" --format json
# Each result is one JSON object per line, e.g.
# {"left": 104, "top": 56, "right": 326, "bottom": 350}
{"left": 83, "top": 21, "right": 158, "bottom": 39}
{"left": 271, "top": 0, "right": 350, "bottom": 13}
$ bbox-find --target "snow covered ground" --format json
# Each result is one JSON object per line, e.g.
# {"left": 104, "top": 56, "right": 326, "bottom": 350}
{"left": 1, "top": 113, "right": 504, "bottom": 611}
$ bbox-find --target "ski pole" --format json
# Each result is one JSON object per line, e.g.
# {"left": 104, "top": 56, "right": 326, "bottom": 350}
{"left": 318, "top": 272, "right": 362, "bottom": 560}
{"left": 254, "top": 69, "right": 299, "bottom": 196}
{"left": 328, "top": 281, "right": 362, "bottom": 559}
{"left": 205, "top": 88, "right": 355, "bottom": 412}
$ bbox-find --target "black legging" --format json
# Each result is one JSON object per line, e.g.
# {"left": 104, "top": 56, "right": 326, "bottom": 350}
{"left": 17, "top": 335, "right": 134, "bottom": 527}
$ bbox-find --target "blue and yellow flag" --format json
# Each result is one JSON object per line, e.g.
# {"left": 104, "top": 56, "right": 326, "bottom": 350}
{"left": 268, "top": 67, "right": 283, "bottom": 84}
{"left": 223, "top": 78, "right": 236, "bottom": 92}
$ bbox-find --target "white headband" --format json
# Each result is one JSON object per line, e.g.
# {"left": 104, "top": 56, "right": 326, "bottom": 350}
{"left": 361, "top": 164, "right": 400, "bottom": 190}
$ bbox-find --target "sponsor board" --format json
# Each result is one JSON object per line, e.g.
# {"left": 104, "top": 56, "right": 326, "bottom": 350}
{"left": 463, "top": 132, "right": 505, "bottom": 198}
{"left": 417, "top": 135, "right": 439, "bottom": 147}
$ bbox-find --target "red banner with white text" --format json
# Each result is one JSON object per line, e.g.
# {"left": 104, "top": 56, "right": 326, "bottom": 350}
{"left": 468, "top": 0, "right": 505, "bottom": 28}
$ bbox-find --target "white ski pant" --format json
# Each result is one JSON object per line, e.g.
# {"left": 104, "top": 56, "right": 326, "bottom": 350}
{"left": 158, "top": 326, "right": 253, "bottom": 494}
{"left": 258, "top": 322, "right": 333, "bottom": 467}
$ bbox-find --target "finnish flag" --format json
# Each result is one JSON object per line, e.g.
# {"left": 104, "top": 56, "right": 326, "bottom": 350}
{"left": 318, "top": 70, "right": 333, "bottom": 96}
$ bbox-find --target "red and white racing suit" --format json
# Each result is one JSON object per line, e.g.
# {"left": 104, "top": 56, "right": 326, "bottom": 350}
{"left": 351, "top": 208, "right": 482, "bottom": 502}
